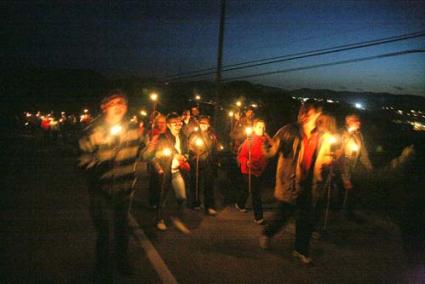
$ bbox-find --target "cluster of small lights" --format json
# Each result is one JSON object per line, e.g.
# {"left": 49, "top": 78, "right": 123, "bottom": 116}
{"left": 408, "top": 121, "right": 425, "bottom": 131}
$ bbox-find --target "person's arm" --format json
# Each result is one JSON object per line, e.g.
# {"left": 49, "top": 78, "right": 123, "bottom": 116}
{"left": 263, "top": 128, "right": 283, "bottom": 158}
{"left": 142, "top": 134, "right": 160, "bottom": 161}
{"left": 238, "top": 139, "right": 249, "bottom": 169}
{"left": 78, "top": 131, "right": 97, "bottom": 170}
{"left": 359, "top": 132, "right": 373, "bottom": 171}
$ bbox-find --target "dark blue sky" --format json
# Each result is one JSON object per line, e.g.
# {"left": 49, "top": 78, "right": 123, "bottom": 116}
{"left": 3, "top": 0, "right": 425, "bottom": 96}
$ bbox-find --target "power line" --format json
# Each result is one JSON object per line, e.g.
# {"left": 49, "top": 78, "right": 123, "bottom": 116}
{"left": 165, "top": 31, "right": 425, "bottom": 81}
{"left": 221, "top": 49, "right": 425, "bottom": 81}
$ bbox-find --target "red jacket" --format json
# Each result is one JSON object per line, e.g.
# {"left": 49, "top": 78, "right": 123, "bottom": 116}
{"left": 238, "top": 134, "right": 268, "bottom": 177}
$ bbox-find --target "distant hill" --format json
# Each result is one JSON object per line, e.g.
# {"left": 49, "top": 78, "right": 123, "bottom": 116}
{"left": 1, "top": 67, "right": 424, "bottom": 113}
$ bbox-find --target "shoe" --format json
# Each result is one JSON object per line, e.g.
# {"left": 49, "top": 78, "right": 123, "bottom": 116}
{"left": 292, "top": 250, "right": 313, "bottom": 265}
{"left": 234, "top": 203, "right": 248, "bottom": 213}
{"left": 254, "top": 218, "right": 265, "bottom": 225}
{"left": 207, "top": 208, "right": 217, "bottom": 216}
{"left": 192, "top": 206, "right": 201, "bottom": 211}
{"left": 312, "top": 231, "right": 321, "bottom": 240}
{"left": 157, "top": 219, "right": 167, "bottom": 231}
{"left": 171, "top": 217, "right": 191, "bottom": 234}
{"left": 259, "top": 235, "right": 271, "bottom": 249}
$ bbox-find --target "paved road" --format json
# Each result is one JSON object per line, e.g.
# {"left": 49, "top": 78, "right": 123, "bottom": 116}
{"left": 0, "top": 136, "right": 420, "bottom": 283}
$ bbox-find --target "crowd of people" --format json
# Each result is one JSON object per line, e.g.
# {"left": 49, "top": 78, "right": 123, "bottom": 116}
{"left": 78, "top": 89, "right": 377, "bottom": 280}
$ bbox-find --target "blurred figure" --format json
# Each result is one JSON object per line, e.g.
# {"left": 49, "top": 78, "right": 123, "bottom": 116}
{"left": 188, "top": 116, "right": 220, "bottom": 215}
{"left": 143, "top": 112, "right": 191, "bottom": 234}
{"left": 228, "top": 107, "right": 256, "bottom": 205}
{"left": 339, "top": 114, "right": 373, "bottom": 220}
{"left": 259, "top": 100, "right": 333, "bottom": 265}
{"left": 79, "top": 90, "right": 144, "bottom": 279}
{"left": 183, "top": 105, "right": 201, "bottom": 137}
{"left": 230, "top": 106, "right": 255, "bottom": 153}
{"left": 235, "top": 119, "right": 270, "bottom": 224}
{"left": 146, "top": 114, "right": 167, "bottom": 209}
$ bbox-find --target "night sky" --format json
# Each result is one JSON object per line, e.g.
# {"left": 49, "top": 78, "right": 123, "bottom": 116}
{"left": 3, "top": 0, "right": 425, "bottom": 96}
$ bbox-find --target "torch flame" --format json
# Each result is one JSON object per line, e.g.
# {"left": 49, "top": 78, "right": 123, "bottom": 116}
{"left": 328, "top": 135, "right": 337, "bottom": 145}
{"left": 110, "top": 125, "right": 122, "bottom": 136}
{"left": 162, "top": 148, "right": 172, "bottom": 157}
{"left": 150, "top": 93, "right": 158, "bottom": 101}
{"left": 350, "top": 143, "right": 359, "bottom": 153}
{"left": 245, "top": 127, "right": 253, "bottom": 136}
{"left": 195, "top": 138, "right": 203, "bottom": 147}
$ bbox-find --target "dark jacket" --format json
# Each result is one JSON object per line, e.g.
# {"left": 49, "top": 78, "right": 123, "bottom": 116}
{"left": 188, "top": 129, "right": 219, "bottom": 164}
{"left": 264, "top": 123, "right": 332, "bottom": 205}
{"left": 339, "top": 127, "right": 373, "bottom": 183}
{"left": 143, "top": 130, "right": 189, "bottom": 178}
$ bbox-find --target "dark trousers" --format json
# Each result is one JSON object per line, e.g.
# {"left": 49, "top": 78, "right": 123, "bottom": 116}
{"left": 89, "top": 190, "right": 131, "bottom": 276}
{"left": 237, "top": 174, "right": 264, "bottom": 220}
{"left": 148, "top": 165, "right": 162, "bottom": 207}
{"left": 189, "top": 160, "right": 216, "bottom": 210}
{"left": 263, "top": 196, "right": 318, "bottom": 256}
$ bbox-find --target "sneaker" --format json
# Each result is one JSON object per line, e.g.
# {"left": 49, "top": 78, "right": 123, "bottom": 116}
{"left": 254, "top": 218, "right": 265, "bottom": 225}
{"left": 207, "top": 208, "right": 217, "bottom": 216}
{"left": 157, "top": 219, "right": 167, "bottom": 231}
{"left": 292, "top": 250, "right": 313, "bottom": 265}
{"left": 171, "top": 217, "right": 191, "bottom": 234}
{"left": 234, "top": 203, "right": 248, "bottom": 213}
{"left": 259, "top": 235, "right": 271, "bottom": 249}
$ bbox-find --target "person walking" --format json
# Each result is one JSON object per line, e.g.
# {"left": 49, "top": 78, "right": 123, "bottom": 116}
{"left": 235, "top": 119, "right": 270, "bottom": 225}
{"left": 143, "top": 112, "right": 191, "bottom": 234}
{"left": 259, "top": 100, "right": 333, "bottom": 265}
{"left": 79, "top": 90, "right": 144, "bottom": 280}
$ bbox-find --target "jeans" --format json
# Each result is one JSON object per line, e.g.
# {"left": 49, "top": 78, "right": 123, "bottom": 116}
{"left": 158, "top": 171, "right": 187, "bottom": 220}
{"left": 236, "top": 174, "right": 264, "bottom": 220}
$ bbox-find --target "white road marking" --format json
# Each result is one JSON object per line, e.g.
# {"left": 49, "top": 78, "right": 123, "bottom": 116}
{"left": 128, "top": 214, "right": 178, "bottom": 284}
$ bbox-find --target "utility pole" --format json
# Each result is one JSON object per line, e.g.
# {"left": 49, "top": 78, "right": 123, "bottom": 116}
{"left": 214, "top": 0, "right": 226, "bottom": 129}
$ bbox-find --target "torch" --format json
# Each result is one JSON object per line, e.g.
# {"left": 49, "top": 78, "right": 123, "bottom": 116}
{"left": 157, "top": 147, "right": 172, "bottom": 220}
{"left": 150, "top": 92, "right": 159, "bottom": 130}
{"left": 245, "top": 126, "right": 253, "bottom": 194}
{"left": 193, "top": 137, "right": 204, "bottom": 205}
{"left": 323, "top": 135, "right": 337, "bottom": 232}
{"left": 343, "top": 141, "right": 359, "bottom": 210}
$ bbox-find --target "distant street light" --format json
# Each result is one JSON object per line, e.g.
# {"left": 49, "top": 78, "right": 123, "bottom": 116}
{"left": 150, "top": 93, "right": 158, "bottom": 102}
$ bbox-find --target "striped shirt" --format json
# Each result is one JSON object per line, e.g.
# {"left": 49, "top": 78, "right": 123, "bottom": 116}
{"left": 79, "top": 118, "right": 144, "bottom": 196}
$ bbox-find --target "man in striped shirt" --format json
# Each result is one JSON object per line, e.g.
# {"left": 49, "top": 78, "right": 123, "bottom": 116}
{"left": 79, "top": 90, "right": 144, "bottom": 279}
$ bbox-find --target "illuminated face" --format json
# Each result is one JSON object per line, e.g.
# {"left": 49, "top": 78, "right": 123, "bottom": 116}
{"left": 254, "top": 122, "right": 265, "bottom": 136}
{"left": 245, "top": 109, "right": 254, "bottom": 119}
{"left": 199, "top": 120, "right": 209, "bottom": 132}
{"left": 167, "top": 118, "right": 182, "bottom": 135}
{"left": 156, "top": 117, "right": 167, "bottom": 132}
{"left": 346, "top": 116, "right": 361, "bottom": 132}
{"left": 191, "top": 107, "right": 200, "bottom": 117}
{"left": 299, "top": 108, "right": 320, "bottom": 127}
{"left": 104, "top": 98, "right": 127, "bottom": 124}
